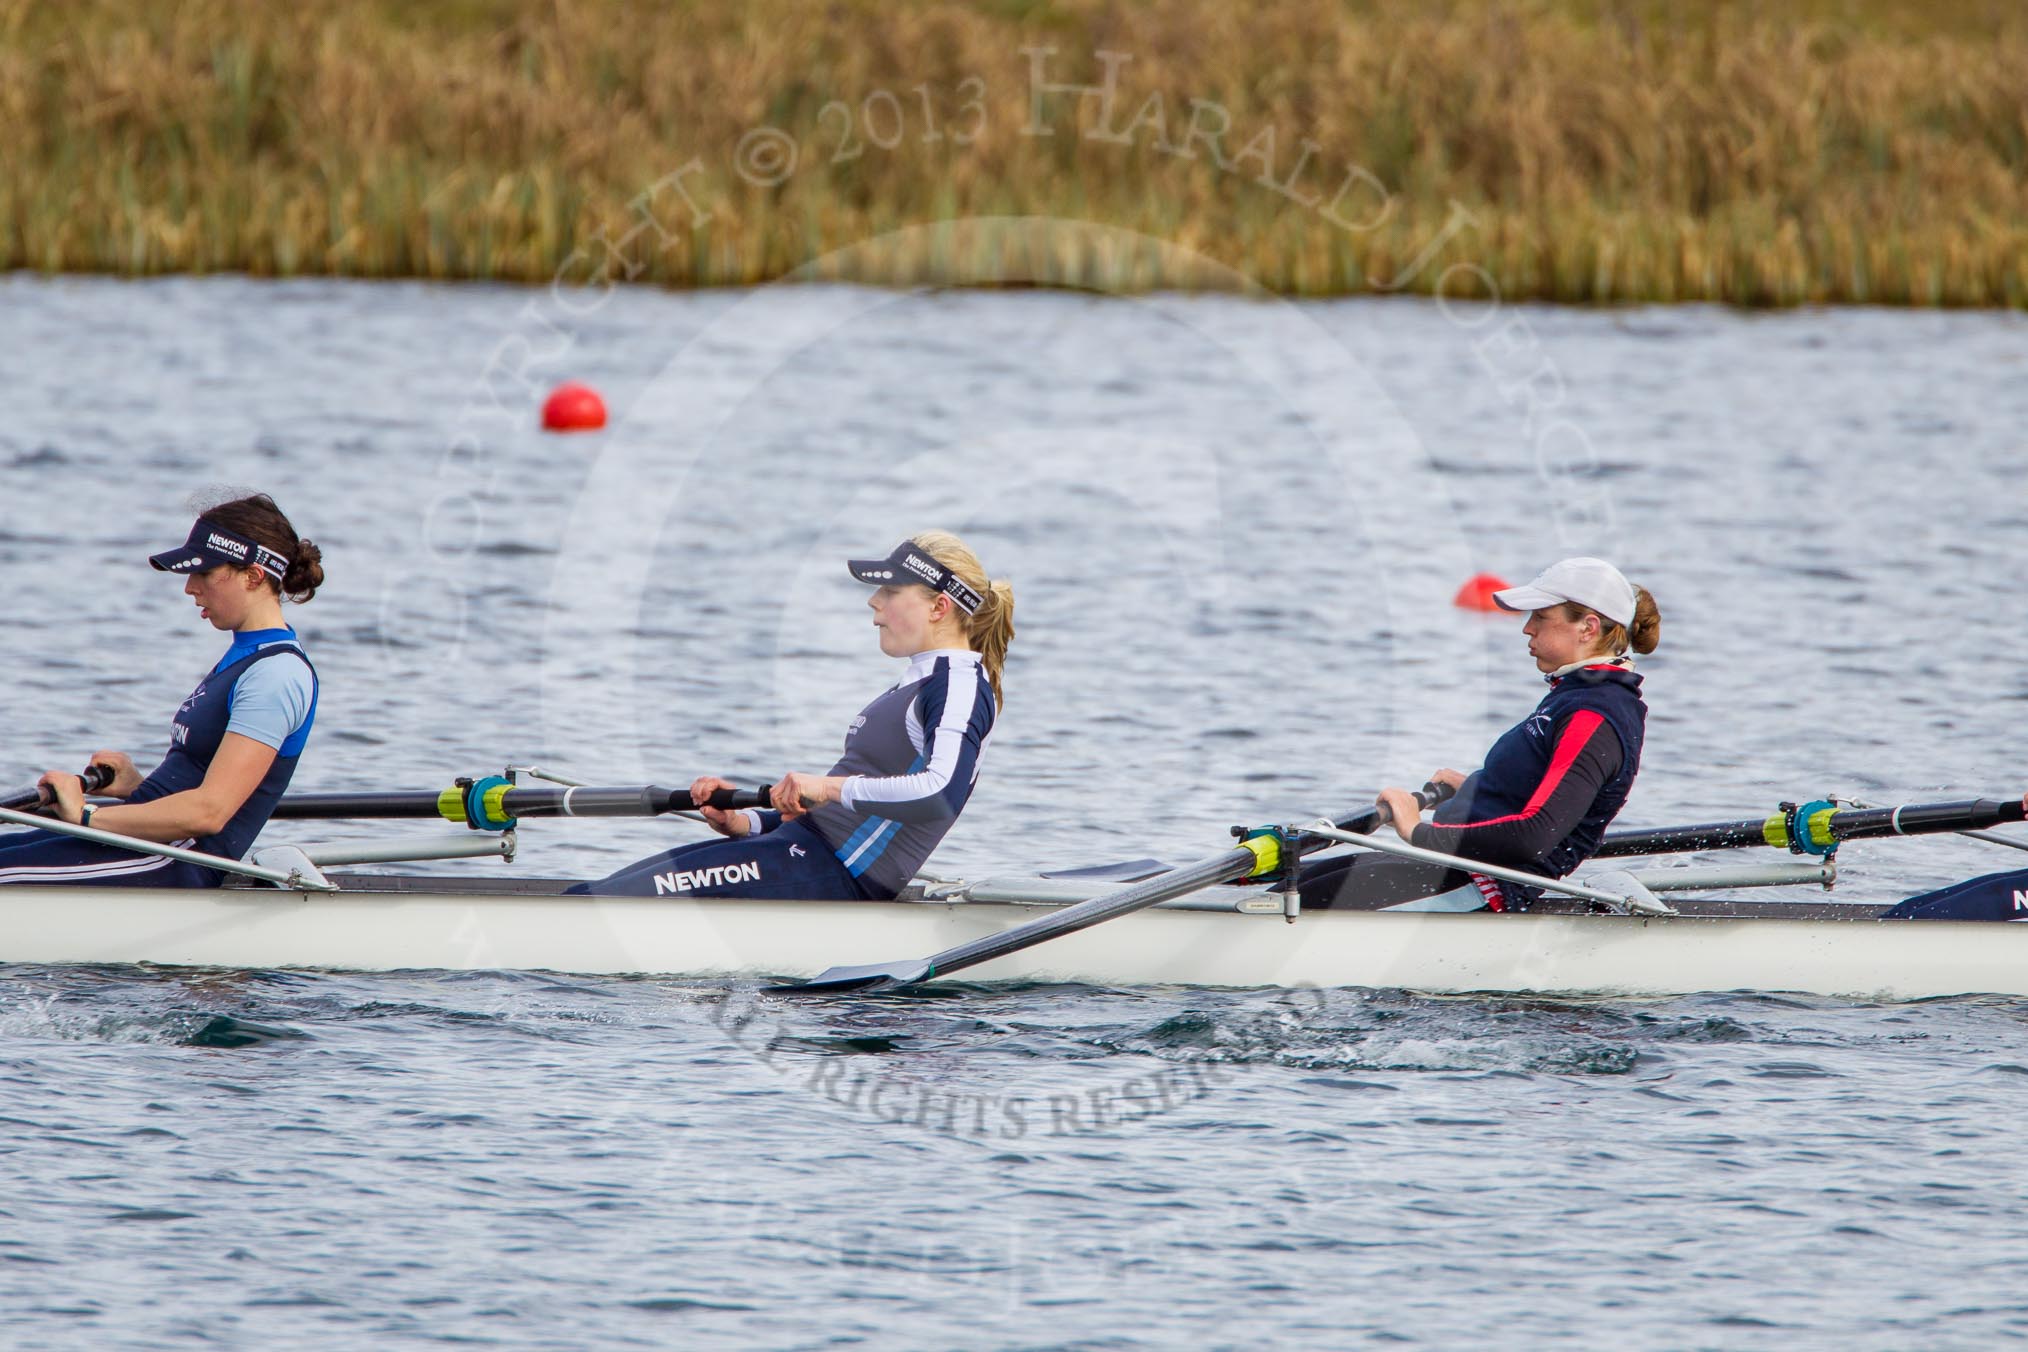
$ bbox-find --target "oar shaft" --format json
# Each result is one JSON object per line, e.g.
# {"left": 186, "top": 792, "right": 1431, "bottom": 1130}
{"left": 1595, "top": 797, "right": 2027, "bottom": 859}
{"left": 922, "top": 849, "right": 1260, "bottom": 981}
{"left": 271, "top": 784, "right": 773, "bottom": 821}
{"left": 0, "top": 783, "right": 47, "bottom": 814}
{"left": 1593, "top": 819, "right": 1771, "bottom": 856}
{"left": 1837, "top": 796, "right": 2028, "bottom": 857}
{"left": 910, "top": 793, "right": 1432, "bottom": 984}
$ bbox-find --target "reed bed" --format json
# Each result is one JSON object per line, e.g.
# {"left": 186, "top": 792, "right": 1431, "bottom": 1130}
{"left": 5, "top": 0, "right": 2024, "bottom": 305}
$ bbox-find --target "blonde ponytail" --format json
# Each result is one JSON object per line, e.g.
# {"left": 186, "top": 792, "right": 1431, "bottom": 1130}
{"left": 911, "top": 529, "right": 1014, "bottom": 707}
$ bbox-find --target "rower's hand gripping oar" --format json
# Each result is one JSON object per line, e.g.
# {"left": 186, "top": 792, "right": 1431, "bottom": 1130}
{"left": 772, "top": 782, "right": 1456, "bottom": 996}
{"left": 271, "top": 781, "right": 775, "bottom": 828}
{"left": 0, "top": 764, "right": 116, "bottom": 815}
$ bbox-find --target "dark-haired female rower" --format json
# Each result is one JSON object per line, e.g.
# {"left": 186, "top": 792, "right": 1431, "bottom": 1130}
{"left": 1301, "top": 557, "right": 1661, "bottom": 912}
{"left": 0, "top": 494, "right": 325, "bottom": 887}
{"left": 573, "top": 531, "right": 1013, "bottom": 900}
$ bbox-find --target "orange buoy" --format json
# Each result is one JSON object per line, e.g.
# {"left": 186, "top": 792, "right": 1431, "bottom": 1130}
{"left": 1452, "top": 573, "right": 1514, "bottom": 612}
{"left": 541, "top": 382, "right": 607, "bottom": 433}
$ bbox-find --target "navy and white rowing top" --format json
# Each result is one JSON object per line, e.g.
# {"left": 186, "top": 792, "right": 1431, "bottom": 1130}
{"left": 743, "top": 648, "right": 995, "bottom": 897}
{"left": 124, "top": 628, "right": 319, "bottom": 861}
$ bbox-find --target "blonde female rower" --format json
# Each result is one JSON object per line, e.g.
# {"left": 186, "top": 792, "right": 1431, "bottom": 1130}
{"left": 575, "top": 531, "right": 1014, "bottom": 900}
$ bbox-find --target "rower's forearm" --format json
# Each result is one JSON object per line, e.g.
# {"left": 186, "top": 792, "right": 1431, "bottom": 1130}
{"left": 1414, "top": 760, "right": 1616, "bottom": 867}
{"left": 839, "top": 736, "right": 984, "bottom": 823}
{"left": 92, "top": 794, "right": 232, "bottom": 843}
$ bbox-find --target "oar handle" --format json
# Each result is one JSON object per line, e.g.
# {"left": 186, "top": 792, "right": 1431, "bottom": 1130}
{"left": 678, "top": 786, "right": 775, "bottom": 813}
{"left": 0, "top": 763, "right": 117, "bottom": 815}
{"left": 1326, "top": 779, "right": 1455, "bottom": 837}
{"left": 1404, "top": 779, "right": 1456, "bottom": 818}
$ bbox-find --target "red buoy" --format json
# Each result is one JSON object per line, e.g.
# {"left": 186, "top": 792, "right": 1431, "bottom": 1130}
{"left": 1452, "top": 573, "right": 1514, "bottom": 612}
{"left": 542, "top": 382, "right": 607, "bottom": 433}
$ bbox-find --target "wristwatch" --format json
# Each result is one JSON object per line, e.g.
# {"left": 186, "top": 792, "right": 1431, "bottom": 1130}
{"left": 80, "top": 805, "right": 95, "bottom": 829}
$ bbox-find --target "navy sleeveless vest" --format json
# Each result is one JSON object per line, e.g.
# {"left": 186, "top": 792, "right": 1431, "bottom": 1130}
{"left": 126, "top": 638, "right": 319, "bottom": 861}
{"left": 1433, "top": 666, "right": 1647, "bottom": 881}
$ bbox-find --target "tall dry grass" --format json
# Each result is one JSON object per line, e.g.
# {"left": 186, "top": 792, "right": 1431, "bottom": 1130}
{"left": 4, "top": 0, "right": 2024, "bottom": 304}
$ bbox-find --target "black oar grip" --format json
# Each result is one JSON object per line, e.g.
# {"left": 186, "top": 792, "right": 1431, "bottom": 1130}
{"left": 0, "top": 762, "right": 121, "bottom": 815}
{"left": 1334, "top": 778, "right": 1457, "bottom": 835}
{"left": 705, "top": 787, "right": 773, "bottom": 811}
{"left": 669, "top": 786, "right": 775, "bottom": 812}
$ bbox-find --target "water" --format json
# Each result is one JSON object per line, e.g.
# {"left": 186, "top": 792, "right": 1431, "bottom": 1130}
{"left": 2, "top": 276, "right": 2027, "bottom": 1346}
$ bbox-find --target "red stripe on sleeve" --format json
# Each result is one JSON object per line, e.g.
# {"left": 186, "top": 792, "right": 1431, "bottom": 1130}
{"left": 1446, "top": 709, "right": 1608, "bottom": 831}
{"left": 1519, "top": 709, "right": 1606, "bottom": 815}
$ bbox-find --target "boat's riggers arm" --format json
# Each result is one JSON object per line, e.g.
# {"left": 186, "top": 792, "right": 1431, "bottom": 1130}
{"left": 0, "top": 802, "right": 337, "bottom": 891}
{"left": 1302, "top": 822, "right": 1674, "bottom": 915}
{"left": 297, "top": 834, "right": 517, "bottom": 868}
{"left": 0, "top": 763, "right": 115, "bottom": 814}
{"left": 271, "top": 783, "right": 774, "bottom": 823}
{"left": 1619, "top": 861, "right": 1836, "bottom": 892}
{"left": 1595, "top": 798, "right": 2027, "bottom": 859}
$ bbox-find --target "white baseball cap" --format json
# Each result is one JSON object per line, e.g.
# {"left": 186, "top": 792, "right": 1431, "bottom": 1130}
{"left": 1493, "top": 558, "right": 1636, "bottom": 627}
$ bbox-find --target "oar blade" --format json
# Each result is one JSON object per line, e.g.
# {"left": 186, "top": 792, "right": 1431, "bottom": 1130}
{"left": 768, "top": 959, "right": 935, "bottom": 996}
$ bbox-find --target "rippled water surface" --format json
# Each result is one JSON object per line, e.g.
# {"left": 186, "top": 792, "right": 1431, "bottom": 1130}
{"left": 3, "top": 277, "right": 2027, "bottom": 1347}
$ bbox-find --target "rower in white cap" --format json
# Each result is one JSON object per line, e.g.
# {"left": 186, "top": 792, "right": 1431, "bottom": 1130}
{"left": 1301, "top": 557, "right": 1663, "bottom": 913}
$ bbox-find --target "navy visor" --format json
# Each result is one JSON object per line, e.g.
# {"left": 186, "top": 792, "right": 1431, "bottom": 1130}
{"left": 148, "top": 519, "right": 289, "bottom": 582}
{"left": 846, "top": 542, "right": 982, "bottom": 615}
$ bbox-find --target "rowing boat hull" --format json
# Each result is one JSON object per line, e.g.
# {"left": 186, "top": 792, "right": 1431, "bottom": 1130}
{"left": 0, "top": 879, "right": 2013, "bottom": 999}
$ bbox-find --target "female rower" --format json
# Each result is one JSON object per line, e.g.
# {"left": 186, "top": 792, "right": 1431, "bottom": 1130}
{"left": 1300, "top": 557, "right": 1660, "bottom": 912}
{"left": 0, "top": 494, "right": 323, "bottom": 887}
{"left": 574, "top": 531, "right": 1013, "bottom": 900}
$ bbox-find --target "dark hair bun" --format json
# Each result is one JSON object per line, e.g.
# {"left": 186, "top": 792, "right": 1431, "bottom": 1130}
{"left": 283, "top": 538, "right": 324, "bottom": 603}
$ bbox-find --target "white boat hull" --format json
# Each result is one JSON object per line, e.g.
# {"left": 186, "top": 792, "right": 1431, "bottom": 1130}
{"left": 0, "top": 880, "right": 2015, "bottom": 999}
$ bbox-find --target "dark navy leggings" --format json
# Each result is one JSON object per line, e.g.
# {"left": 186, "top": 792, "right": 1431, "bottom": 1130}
{"left": 0, "top": 827, "right": 221, "bottom": 888}
{"left": 1881, "top": 869, "right": 2028, "bottom": 921}
{"left": 567, "top": 820, "right": 873, "bottom": 899}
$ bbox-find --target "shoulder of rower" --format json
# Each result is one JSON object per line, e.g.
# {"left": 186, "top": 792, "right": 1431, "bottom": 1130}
{"left": 238, "top": 641, "right": 316, "bottom": 681}
{"left": 906, "top": 652, "right": 992, "bottom": 722}
{"left": 1531, "top": 686, "right": 1607, "bottom": 729}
